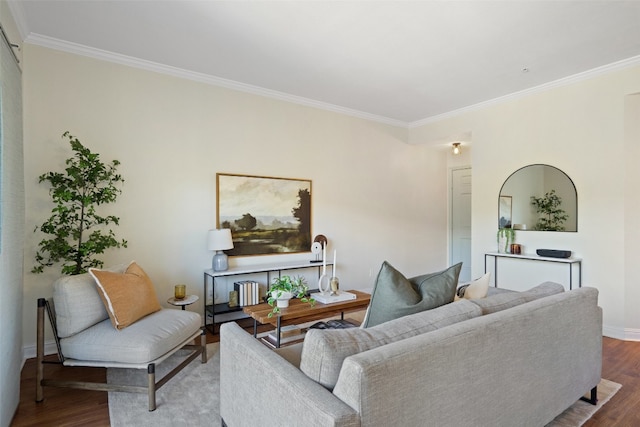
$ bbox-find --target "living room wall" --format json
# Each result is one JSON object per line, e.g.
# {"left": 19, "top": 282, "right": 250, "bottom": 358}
{"left": 410, "top": 64, "right": 640, "bottom": 340}
{"left": 20, "top": 44, "right": 450, "bottom": 353}
{"left": 0, "top": 1, "right": 23, "bottom": 424}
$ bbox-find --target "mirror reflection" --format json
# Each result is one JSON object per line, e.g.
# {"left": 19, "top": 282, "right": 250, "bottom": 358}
{"left": 498, "top": 164, "right": 577, "bottom": 232}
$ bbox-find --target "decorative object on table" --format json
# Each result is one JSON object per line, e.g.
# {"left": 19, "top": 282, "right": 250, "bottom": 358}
{"left": 497, "top": 227, "right": 515, "bottom": 253}
{"left": 330, "top": 276, "right": 340, "bottom": 295}
{"left": 536, "top": 249, "right": 572, "bottom": 259}
{"left": 310, "top": 290, "right": 357, "bottom": 304}
{"left": 216, "top": 173, "right": 312, "bottom": 256}
{"left": 330, "top": 249, "right": 339, "bottom": 295}
{"left": 174, "top": 284, "right": 186, "bottom": 299}
{"left": 531, "top": 189, "right": 569, "bottom": 231}
{"left": 267, "top": 275, "right": 315, "bottom": 318}
{"left": 311, "top": 242, "right": 323, "bottom": 263}
{"left": 208, "top": 228, "right": 234, "bottom": 271}
{"left": 510, "top": 243, "right": 522, "bottom": 254}
{"left": 318, "top": 243, "right": 330, "bottom": 294}
{"left": 32, "top": 131, "right": 127, "bottom": 275}
{"left": 228, "top": 290, "right": 238, "bottom": 308}
{"left": 310, "top": 234, "right": 327, "bottom": 263}
{"left": 167, "top": 294, "right": 199, "bottom": 310}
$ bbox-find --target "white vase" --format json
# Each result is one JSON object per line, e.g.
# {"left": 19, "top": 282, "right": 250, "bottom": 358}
{"left": 498, "top": 236, "right": 508, "bottom": 253}
{"left": 497, "top": 234, "right": 514, "bottom": 253}
{"left": 273, "top": 291, "right": 292, "bottom": 308}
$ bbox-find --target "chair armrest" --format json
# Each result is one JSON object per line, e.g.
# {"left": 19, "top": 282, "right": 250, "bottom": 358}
{"left": 220, "top": 322, "right": 359, "bottom": 427}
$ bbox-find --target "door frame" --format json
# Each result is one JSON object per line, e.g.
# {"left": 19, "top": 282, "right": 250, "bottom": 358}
{"left": 449, "top": 166, "right": 472, "bottom": 281}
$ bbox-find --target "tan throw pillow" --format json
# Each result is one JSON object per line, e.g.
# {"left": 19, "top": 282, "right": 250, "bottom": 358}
{"left": 89, "top": 261, "right": 161, "bottom": 330}
{"left": 454, "top": 273, "right": 491, "bottom": 301}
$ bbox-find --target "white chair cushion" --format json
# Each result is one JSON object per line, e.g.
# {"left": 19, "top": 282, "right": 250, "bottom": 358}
{"left": 53, "top": 264, "right": 128, "bottom": 338}
{"left": 60, "top": 309, "right": 201, "bottom": 364}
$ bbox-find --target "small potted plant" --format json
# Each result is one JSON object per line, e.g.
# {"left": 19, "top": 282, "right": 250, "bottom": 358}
{"left": 267, "top": 275, "right": 315, "bottom": 318}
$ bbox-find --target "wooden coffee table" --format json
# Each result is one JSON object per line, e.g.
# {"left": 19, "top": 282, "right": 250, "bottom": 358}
{"left": 243, "top": 290, "right": 371, "bottom": 348}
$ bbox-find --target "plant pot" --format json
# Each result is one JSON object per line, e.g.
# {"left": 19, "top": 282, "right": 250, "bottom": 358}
{"left": 498, "top": 236, "right": 509, "bottom": 253}
{"left": 272, "top": 291, "right": 293, "bottom": 308}
{"left": 497, "top": 229, "right": 515, "bottom": 254}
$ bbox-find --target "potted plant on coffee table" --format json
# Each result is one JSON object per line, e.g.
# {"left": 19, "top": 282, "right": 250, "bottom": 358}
{"left": 267, "top": 275, "right": 315, "bottom": 318}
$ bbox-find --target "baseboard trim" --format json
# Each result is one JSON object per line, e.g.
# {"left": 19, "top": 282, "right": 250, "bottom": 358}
{"left": 602, "top": 325, "right": 640, "bottom": 342}
{"left": 22, "top": 339, "right": 58, "bottom": 362}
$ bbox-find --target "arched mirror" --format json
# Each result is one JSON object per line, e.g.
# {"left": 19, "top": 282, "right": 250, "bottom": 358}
{"left": 498, "top": 164, "right": 577, "bottom": 232}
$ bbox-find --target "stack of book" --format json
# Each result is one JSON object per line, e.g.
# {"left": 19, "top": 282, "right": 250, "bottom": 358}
{"left": 234, "top": 280, "right": 261, "bottom": 306}
{"left": 264, "top": 325, "right": 305, "bottom": 348}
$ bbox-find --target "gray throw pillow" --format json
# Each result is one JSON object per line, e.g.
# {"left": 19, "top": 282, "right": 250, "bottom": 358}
{"left": 362, "top": 261, "right": 462, "bottom": 327}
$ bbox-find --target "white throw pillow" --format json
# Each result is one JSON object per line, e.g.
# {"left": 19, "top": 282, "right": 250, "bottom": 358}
{"left": 454, "top": 273, "right": 491, "bottom": 301}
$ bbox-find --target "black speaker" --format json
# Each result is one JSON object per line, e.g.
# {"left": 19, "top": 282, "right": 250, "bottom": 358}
{"left": 536, "top": 249, "right": 572, "bottom": 258}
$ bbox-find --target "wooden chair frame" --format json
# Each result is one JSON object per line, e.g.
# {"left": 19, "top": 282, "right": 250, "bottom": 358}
{"left": 36, "top": 298, "right": 206, "bottom": 411}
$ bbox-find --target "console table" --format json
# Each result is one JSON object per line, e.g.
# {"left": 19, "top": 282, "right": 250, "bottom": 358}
{"left": 484, "top": 252, "right": 582, "bottom": 290}
{"left": 203, "top": 260, "right": 332, "bottom": 334}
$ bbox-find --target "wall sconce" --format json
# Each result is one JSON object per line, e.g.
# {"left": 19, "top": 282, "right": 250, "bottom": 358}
{"left": 452, "top": 142, "right": 461, "bottom": 155}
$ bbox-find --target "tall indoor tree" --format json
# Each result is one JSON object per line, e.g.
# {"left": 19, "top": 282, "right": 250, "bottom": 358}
{"left": 32, "top": 132, "right": 127, "bottom": 275}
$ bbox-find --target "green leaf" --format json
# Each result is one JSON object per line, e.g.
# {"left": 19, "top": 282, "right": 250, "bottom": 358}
{"left": 32, "top": 132, "right": 126, "bottom": 275}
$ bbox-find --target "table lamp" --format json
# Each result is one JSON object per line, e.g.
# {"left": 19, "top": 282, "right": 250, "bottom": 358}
{"left": 208, "top": 229, "right": 234, "bottom": 271}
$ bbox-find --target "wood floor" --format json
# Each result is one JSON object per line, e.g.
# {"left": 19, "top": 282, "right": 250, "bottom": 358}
{"left": 11, "top": 331, "right": 640, "bottom": 426}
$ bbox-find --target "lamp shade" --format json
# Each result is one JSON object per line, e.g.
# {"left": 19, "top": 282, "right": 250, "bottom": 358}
{"left": 207, "top": 229, "right": 234, "bottom": 251}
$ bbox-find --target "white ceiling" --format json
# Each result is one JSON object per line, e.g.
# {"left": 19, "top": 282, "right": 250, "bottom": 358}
{"left": 8, "top": 0, "right": 640, "bottom": 127}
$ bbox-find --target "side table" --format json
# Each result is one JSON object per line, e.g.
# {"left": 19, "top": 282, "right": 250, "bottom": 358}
{"left": 167, "top": 294, "right": 199, "bottom": 310}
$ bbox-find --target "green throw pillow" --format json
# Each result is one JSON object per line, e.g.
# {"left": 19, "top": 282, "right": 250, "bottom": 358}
{"left": 363, "top": 261, "right": 462, "bottom": 327}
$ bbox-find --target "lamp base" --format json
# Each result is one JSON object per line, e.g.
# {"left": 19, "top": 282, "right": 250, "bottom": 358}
{"left": 213, "top": 251, "right": 229, "bottom": 271}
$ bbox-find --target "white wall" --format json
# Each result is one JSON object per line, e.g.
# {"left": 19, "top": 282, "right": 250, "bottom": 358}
{"left": 624, "top": 93, "right": 640, "bottom": 337}
{"left": 411, "top": 65, "right": 640, "bottom": 340}
{"left": 0, "top": 1, "right": 23, "bottom": 424}
{"left": 21, "top": 44, "right": 449, "bottom": 353}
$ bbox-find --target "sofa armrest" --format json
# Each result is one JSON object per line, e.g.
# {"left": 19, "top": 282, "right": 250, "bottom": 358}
{"left": 220, "top": 322, "right": 359, "bottom": 427}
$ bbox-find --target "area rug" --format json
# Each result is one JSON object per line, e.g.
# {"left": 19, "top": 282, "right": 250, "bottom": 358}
{"left": 109, "top": 343, "right": 619, "bottom": 427}
{"left": 108, "top": 343, "right": 220, "bottom": 427}
{"left": 546, "top": 378, "right": 622, "bottom": 427}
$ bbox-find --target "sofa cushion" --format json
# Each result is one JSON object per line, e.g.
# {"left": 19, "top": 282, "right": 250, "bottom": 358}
{"left": 470, "top": 281, "right": 565, "bottom": 314}
{"left": 53, "top": 263, "right": 127, "bottom": 338}
{"left": 362, "top": 261, "right": 462, "bottom": 328}
{"left": 60, "top": 308, "right": 201, "bottom": 364}
{"left": 89, "top": 261, "right": 161, "bottom": 330}
{"left": 454, "top": 272, "right": 491, "bottom": 301}
{"left": 300, "top": 299, "right": 481, "bottom": 390}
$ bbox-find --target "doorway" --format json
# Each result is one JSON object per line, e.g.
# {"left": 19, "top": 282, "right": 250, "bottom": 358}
{"left": 450, "top": 167, "right": 472, "bottom": 282}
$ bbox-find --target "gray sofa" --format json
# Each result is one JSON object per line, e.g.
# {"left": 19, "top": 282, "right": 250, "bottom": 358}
{"left": 220, "top": 283, "right": 602, "bottom": 427}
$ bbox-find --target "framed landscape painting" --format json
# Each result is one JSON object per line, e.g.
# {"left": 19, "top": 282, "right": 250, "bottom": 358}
{"left": 216, "top": 173, "right": 312, "bottom": 256}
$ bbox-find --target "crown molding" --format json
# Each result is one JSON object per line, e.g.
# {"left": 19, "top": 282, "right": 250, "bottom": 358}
{"left": 20, "top": 33, "right": 640, "bottom": 131}
{"left": 24, "top": 33, "right": 408, "bottom": 129}
{"left": 409, "top": 55, "right": 640, "bottom": 129}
